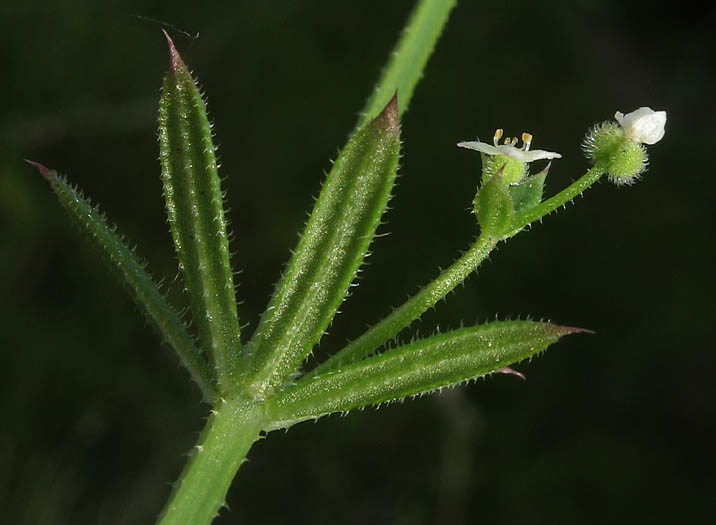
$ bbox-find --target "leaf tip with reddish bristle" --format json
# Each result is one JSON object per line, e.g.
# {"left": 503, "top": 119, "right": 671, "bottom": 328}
{"left": 24, "top": 159, "right": 54, "bottom": 180}
{"left": 496, "top": 367, "right": 526, "bottom": 380}
{"left": 554, "top": 325, "right": 596, "bottom": 336}
{"left": 373, "top": 91, "right": 399, "bottom": 133}
{"left": 162, "top": 30, "right": 185, "bottom": 72}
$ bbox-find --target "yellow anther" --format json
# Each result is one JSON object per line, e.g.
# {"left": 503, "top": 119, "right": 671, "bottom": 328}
{"left": 521, "top": 132, "right": 533, "bottom": 151}
{"left": 493, "top": 128, "right": 504, "bottom": 146}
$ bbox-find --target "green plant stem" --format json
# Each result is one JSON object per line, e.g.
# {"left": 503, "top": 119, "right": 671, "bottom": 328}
{"left": 156, "top": 396, "right": 264, "bottom": 525}
{"left": 308, "top": 233, "right": 498, "bottom": 378}
{"left": 508, "top": 164, "right": 606, "bottom": 236}
{"left": 357, "top": 0, "right": 458, "bottom": 128}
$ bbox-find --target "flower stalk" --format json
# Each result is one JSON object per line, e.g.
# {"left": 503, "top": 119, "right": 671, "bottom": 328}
{"left": 507, "top": 164, "right": 606, "bottom": 236}
{"left": 307, "top": 232, "right": 498, "bottom": 378}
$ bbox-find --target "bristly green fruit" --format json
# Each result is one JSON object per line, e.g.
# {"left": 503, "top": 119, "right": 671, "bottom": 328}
{"left": 582, "top": 122, "right": 647, "bottom": 186}
{"left": 474, "top": 168, "right": 514, "bottom": 238}
{"left": 482, "top": 154, "right": 528, "bottom": 185}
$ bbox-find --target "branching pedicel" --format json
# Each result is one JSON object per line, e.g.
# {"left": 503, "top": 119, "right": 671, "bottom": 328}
{"left": 29, "top": 3, "right": 666, "bottom": 523}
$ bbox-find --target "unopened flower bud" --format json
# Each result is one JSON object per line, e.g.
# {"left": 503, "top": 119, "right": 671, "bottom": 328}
{"left": 615, "top": 107, "right": 666, "bottom": 145}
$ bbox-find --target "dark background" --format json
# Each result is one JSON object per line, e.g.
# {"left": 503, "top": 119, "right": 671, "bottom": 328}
{"left": 1, "top": 1, "right": 714, "bottom": 523}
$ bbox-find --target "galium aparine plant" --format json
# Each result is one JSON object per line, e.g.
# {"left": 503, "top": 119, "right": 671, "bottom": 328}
{"left": 28, "top": 1, "right": 666, "bottom": 523}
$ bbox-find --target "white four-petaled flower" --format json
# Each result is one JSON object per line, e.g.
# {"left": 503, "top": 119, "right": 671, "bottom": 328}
{"left": 458, "top": 130, "right": 561, "bottom": 163}
{"left": 614, "top": 107, "right": 667, "bottom": 145}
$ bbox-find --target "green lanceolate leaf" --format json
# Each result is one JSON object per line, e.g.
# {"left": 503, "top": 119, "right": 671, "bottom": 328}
{"left": 158, "top": 34, "right": 241, "bottom": 392}
{"left": 357, "top": 0, "right": 458, "bottom": 128}
{"left": 266, "top": 321, "right": 583, "bottom": 430}
{"left": 246, "top": 96, "right": 401, "bottom": 397}
{"left": 29, "top": 162, "right": 216, "bottom": 401}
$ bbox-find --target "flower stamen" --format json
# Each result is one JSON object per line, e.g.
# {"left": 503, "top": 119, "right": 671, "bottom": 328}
{"left": 522, "top": 132, "right": 532, "bottom": 151}
{"left": 493, "top": 128, "right": 504, "bottom": 147}
{"left": 458, "top": 131, "right": 561, "bottom": 164}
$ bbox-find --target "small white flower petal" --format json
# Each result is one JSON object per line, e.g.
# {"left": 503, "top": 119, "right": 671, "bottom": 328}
{"left": 458, "top": 140, "right": 561, "bottom": 162}
{"left": 499, "top": 146, "right": 561, "bottom": 162}
{"left": 615, "top": 107, "right": 667, "bottom": 145}
{"left": 457, "top": 141, "right": 502, "bottom": 155}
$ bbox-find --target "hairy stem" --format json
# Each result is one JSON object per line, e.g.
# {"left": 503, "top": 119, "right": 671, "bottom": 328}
{"left": 156, "top": 396, "right": 264, "bottom": 525}
{"left": 308, "top": 233, "right": 497, "bottom": 377}
{"left": 508, "top": 164, "right": 606, "bottom": 235}
{"left": 305, "top": 164, "right": 606, "bottom": 378}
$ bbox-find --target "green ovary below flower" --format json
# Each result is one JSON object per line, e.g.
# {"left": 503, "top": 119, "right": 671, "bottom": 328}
{"left": 458, "top": 129, "right": 561, "bottom": 185}
{"left": 583, "top": 106, "right": 667, "bottom": 186}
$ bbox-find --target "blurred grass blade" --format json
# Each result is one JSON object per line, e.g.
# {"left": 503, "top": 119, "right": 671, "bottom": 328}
{"left": 29, "top": 162, "right": 216, "bottom": 401}
{"left": 246, "top": 96, "right": 401, "bottom": 396}
{"left": 266, "top": 321, "right": 583, "bottom": 429}
{"left": 357, "top": 0, "right": 458, "bottom": 128}
{"left": 158, "top": 34, "right": 242, "bottom": 392}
